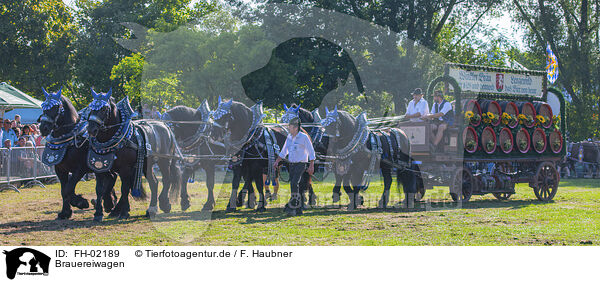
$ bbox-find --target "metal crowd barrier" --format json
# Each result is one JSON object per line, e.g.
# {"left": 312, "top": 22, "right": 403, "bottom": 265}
{"left": 0, "top": 147, "right": 57, "bottom": 193}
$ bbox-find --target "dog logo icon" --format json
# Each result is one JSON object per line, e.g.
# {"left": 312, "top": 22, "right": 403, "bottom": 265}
{"left": 3, "top": 248, "right": 51, "bottom": 279}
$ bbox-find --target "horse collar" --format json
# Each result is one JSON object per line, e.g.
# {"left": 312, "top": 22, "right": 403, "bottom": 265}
{"left": 89, "top": 98, "right": 135, "bottom": 154}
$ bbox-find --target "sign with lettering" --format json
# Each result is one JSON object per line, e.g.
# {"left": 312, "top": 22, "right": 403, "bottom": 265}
{"left": 448, "top": 66, "right": 544, "bottom": 97}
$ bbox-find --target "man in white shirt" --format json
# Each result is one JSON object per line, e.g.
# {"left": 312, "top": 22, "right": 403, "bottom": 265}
{"left": 422, "top": 90, "right": 454, "bottom": 151}
{"left": 274, "top": 117, "right": 315, "bottom": 216}
{"left": 405, "top": 88, "right": 429, "bottom": 122}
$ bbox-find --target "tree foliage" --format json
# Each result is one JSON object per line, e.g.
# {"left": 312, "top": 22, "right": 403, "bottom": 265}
{"left": 0, "top": 0, "right": 75, "bottom": 98}
{"left": 511, "top": 0, "right": 600, "bottom": 140}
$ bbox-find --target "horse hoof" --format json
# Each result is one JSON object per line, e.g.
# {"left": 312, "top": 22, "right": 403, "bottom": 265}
{"left": 181, "top": 199, "right": 191, "bottom": 212}
{"left": 70, "top": 195, "right": 89, "bottom": 209}
{"left": 145, "top": 210, "right": 156, "bottom": 218}
{"left": 378, "top": 198, "right": 388, "bottom": 209}
{"left": 309, "top": 194, "right": 317, "bottom": 206}
{"left": 247, "top": 194, "right": 257, "bottom": 209}
{"left": 201, "top": 203, "right": 214, "bottom": 211}
{"left": 104, "top": 205, "right": 113, "bottom": 213}
{"left": 93, "top": 215, "right": 103, "bottom": 222}
{"left": 108, "top": 210, "right": 119, "bottom": 218}
{"left": 160, "top": 202, "right": 171, "bottom": 214}
{"left": 256, "top": 206, "right": 266, "bottom": 212}
{"left": 56, "top": 211, "right": 72, "bottom": 220}
{"left": 347, "top": 203, "right": 356, "bottom": 211}
{"left": 118, "top": 212, "right": 130, "bottom": 220}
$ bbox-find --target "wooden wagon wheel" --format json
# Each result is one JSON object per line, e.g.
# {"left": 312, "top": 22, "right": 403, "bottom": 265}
{"left": 533, "top": 161, "right": 559, "bottom": 202}
{"left": 450, "top": 167, "right": 473, "bottom": 202}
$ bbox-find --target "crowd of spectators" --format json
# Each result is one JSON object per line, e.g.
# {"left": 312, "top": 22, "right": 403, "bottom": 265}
{"left": 0, "top": 114, "right": 43, "bottom": 149}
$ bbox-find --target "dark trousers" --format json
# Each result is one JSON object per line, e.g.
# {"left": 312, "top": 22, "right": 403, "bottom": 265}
{"left": 287, "top": 162, "right": 308, "bottom": 210}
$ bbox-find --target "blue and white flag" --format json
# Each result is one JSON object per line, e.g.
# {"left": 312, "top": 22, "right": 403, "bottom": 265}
{"left": 546, "top": 43, "right": 559, "bottom": 84}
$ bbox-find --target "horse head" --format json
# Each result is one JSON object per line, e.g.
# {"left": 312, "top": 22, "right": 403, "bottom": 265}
{"left": 38, "top": 87, "right": 64, "bottom": 136}
{"left": 279, "top": 103, "right": 301, "bottom": 123}
{"left": 87, "top": 88, "right": 114, "bottom": 137}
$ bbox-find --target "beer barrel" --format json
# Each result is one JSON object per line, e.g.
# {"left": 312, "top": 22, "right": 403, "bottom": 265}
{"left": 463, "top": 126, "right": 478, "bottom": 153}
{"left": 479, "top": 99, "right": 502, "bottom": 126}
{"left": 515, "top": 101, "right": 536, "bottom": 128}
{"left": 515, "top": 128, "right": 531, "bottom": 153}
{"left": 532, "top": 128, "right": 547, "bottom": 153}
{"left": 481, "top": 126, "right": 497, "bottom": 154}
{"left": 462, "top": 99, "right": 482, "bottom": 127}
{"left": 498, "top": 101, "right": 519, "bottom": 128}
{"left": 533, "top": 101, "right": 553, "bottom": 128}
{"left": 549, "top": 129, "right": 563, "bottom": 153}
{"left": 498, "top": 127, "right": 514, "bottom": 153}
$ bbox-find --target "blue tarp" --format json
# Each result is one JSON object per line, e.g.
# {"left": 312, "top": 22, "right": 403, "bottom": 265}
{"left": 2, "top": 108, "right": 43, "bottom": 124}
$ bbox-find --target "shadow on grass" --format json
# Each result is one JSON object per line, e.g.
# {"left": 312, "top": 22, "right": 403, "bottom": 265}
{"left": 0, "top": 214, "right": 148, "bottom": 236}
{"left": 1, "top": 197, "right": 552, "bottom": 235}
{"left": 145, "top": 197, "right": 551, "bottom": 225}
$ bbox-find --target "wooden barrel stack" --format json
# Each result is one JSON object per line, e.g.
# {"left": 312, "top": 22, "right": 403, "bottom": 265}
{"left": 462, "top": 99, "right": 561, "bottom": 155}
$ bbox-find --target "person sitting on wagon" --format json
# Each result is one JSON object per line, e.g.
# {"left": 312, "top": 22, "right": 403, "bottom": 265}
{"left": 423, "top": 90, "right": 454, "bottom": 151}
{"left": 404, "top": 88, "right": 429, "bottom": 122}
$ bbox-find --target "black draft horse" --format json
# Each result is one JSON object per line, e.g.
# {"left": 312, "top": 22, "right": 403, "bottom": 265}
{"left": 210, "top": 98, "right": 287, "bottom": 212}
{"left": 161, "top": 101, "right": 226, "bottom": 211}
{"left": 38, "top": 87, "right": 116, "bottom": 219}
{"left": 320, "top": 107, "right": 418, "bottom": 210}
{"left": 86, "top": 89, "right": 181, "bottom": 221}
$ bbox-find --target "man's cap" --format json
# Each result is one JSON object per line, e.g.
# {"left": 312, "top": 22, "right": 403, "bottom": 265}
{"left": 433, "top": 90, "right": 443, "bottom": 97}
{"left": 411, "top": 88, "right": 423, "bottom": 95}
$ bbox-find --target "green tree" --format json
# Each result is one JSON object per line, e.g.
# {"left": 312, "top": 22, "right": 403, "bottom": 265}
{"left": 71, "top": 0, "right": 217, "bottom": 108}
{"left": 511, "top": 0, "right": 600, "bottom": 140}
{"left": 230, "top": 0, "right": 501, "bottom": 114}
{"left": 0, "top": 0, "right": 75, "bottom": 98}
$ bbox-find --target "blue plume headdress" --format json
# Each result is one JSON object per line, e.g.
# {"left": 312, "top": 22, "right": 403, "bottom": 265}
{"left": 280, "top": 103, "right": 301, "bottom": 123}
{"left": 89, "top": 88, "right": 112, "bottom": 110}
{"left": 210, "top": 96, "right": 233, "bottom": 120}
{"left": 320, "top": 105, "right": 338, "bottom": 127}
{"left": 41, "top": 87, "right": 63, "bottom": 113}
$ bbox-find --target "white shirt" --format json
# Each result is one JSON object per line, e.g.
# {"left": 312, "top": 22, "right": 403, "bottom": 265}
{"left": 431, "top": 100, "right": 453, "bottom": 121}
{"left": 278, "top": 131, "right": 316, "bottom": 163}
{"left": 406, "top": 99, "right": 429, "bottom": 122}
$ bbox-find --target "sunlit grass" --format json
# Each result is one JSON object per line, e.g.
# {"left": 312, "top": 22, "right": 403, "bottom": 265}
{"left": 1, "top": 175, "right": 599, "bottom": 245}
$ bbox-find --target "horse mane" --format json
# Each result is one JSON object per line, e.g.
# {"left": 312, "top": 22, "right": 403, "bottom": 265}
{"left": 50, "top": 96, "right": 79, "bottom": 137}
{"left": 298, "top": 108, "right": 314, "bottom": 123}
{"left": 164, "top": 105, "right": 203, "bottom": 138}
{"left": 335, "top": 110, "right": 358, "bottom": 148}
{"left": 229, "top": 101, "right": 253, "bottom": 140}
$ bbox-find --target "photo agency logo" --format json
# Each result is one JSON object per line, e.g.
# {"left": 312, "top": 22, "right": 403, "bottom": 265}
{"left": 3, "top": 248, "right": 50, "bottom": 280}
{"left": 113, "top": 3, "right": 465, "bottom": 242}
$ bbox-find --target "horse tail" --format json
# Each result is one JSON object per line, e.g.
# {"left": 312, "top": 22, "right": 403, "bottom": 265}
{"left": 130, "top": 155, "right": 147, "bottom": 200}
{"left": 169, "top": 129, "right": 183, "bottom": 200}
{"left": 169, "top": 159, "right": 182, "bottom": 200}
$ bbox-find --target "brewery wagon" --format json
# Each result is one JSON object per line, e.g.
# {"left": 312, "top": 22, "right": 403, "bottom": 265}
{"left": 398, "top": 63, "right": 567, "bottom": 202}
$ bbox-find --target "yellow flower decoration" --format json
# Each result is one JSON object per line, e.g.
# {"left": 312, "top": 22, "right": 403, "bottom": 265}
{"left": 536, "top": 115, "right": 546, "bottom": 124}
{"left": 465, "top": 111, "right": 474, "bottom": 119}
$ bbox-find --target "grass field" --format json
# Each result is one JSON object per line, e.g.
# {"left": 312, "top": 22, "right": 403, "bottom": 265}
{"left": 1, "top": 175, "right": 599, "bottom": 246}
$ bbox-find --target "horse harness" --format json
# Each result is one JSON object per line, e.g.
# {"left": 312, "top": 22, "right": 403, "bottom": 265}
{"left": 42, "top": 113, "right": 89, "bottom": 167}
{"left": 321, "top": 112, "right": 410, "bottom": 190}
